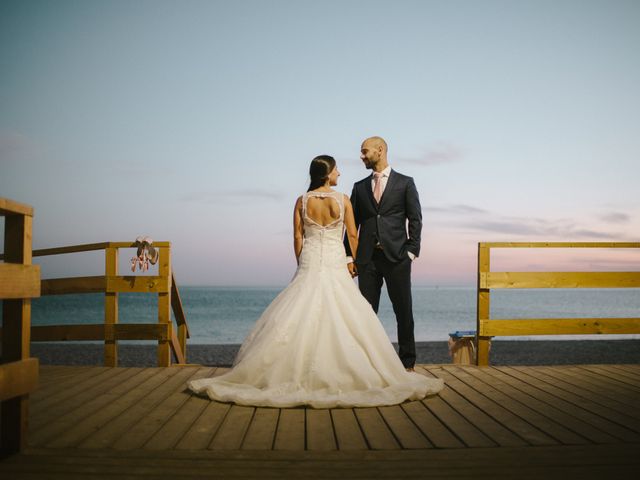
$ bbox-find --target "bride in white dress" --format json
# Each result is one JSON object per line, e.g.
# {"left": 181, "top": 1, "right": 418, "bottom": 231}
{"left": 188, "top": 155, "right": 443, "bottom": 408}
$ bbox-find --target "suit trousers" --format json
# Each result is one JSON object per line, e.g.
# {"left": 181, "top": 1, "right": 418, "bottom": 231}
{"left": 357, "top": 249, "right": 416, "bottom": 368}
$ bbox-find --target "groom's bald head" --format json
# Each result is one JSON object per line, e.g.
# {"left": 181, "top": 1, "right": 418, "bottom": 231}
{"left": 362, "top": 136, "right": 388, "bottom": 154}
{"left": 360, "top": 136, "right": 389, "bottom": 171}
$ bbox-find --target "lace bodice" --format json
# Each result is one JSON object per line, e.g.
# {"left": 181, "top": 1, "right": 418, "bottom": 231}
{"left": 299, "top": 190, "right": 347, "bottom": 270}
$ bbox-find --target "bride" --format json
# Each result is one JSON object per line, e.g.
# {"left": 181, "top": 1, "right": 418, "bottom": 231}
{"left": 188, "top": 155, "right": 444, "bottom": 408}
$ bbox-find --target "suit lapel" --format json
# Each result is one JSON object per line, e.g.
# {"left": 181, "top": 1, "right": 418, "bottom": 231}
{"left": 364, "top": 174, "right": 376, "bottom": 208}
{"left": 378, "top": 169, "right": 396, "bottom": 210}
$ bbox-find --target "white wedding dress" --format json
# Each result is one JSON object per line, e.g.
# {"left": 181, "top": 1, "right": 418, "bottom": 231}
{"left": 188, "top": 190, "right": 444, "bottom": 408}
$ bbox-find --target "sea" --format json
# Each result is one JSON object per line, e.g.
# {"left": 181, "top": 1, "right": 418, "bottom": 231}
{"left": 13, "top": 286, "right": 640, "bottom": 344}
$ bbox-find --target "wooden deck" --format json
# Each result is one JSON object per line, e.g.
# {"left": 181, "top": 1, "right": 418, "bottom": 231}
{"left": 2, "top": 364, "right": 640, "bottom": 478}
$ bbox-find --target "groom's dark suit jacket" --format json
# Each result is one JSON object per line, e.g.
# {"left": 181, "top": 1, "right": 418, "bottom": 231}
{"left": 346, "top": 170, "right": 422, "bottom": 264}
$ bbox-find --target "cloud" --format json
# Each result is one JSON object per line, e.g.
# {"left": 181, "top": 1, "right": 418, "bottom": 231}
{"left": 427, "top": 203, "right": 627, "bottom": 240}
{"left": 461, "top": 216, "right": 621, "bottom": 240}
{"left": 397, "top": 143, "right": 463, "bottom": 167}
{"left": 182, "top": 189, "right": 285, "bottom": 203}
{"left": 598, "top": 212, "right": 630, "bottom": 224}
{"left": 0, "top": 132, "right": 28, "bottom": 153}
{"left": 424, "top": 204, "right": 489, "bottom": 215}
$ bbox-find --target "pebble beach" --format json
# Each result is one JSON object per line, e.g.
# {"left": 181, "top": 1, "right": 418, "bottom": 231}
{"left": 29, "top": 339, "right": 640, "bottom": 367}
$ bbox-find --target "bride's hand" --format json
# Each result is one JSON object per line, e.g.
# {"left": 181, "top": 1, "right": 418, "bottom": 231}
{"left": 348, "top": 262, "right": 358, "bottom": 278}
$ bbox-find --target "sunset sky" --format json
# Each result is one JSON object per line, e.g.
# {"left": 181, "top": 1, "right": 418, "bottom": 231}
{"left": 2, "top": 0, "right": 639, "bottom": 286}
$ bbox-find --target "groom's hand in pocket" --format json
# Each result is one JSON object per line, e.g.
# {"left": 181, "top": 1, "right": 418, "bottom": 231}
{"left": 348, "top": 262, "right": 358, "bottom": 278}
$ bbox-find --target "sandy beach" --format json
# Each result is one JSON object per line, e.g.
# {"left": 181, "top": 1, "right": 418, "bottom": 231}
{"left": 28, "top": 339, "right": 640, "bottom": 367}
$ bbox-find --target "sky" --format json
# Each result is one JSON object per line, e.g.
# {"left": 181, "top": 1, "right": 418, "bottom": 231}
{"left": 1, "top": 0, "right": 639, "bottom": 286}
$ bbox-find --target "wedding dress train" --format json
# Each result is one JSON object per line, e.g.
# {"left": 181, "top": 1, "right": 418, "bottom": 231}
{"left": 188, "top": 190, "right": 443, "bottom": 408}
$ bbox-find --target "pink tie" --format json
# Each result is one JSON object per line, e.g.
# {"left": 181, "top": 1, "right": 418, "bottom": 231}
{"left": 373, "top": 172, "right": 383, "bottom": 203}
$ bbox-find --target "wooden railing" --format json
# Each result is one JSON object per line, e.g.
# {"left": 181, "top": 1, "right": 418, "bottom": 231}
{"left": 0, "top": 241, "right": 190, "bottom": 368}
{"left": 0, "top": 197, "right": 40, "bottom": 456}
{"left": 476, "top": 242, "right": 640, "bottom": 366}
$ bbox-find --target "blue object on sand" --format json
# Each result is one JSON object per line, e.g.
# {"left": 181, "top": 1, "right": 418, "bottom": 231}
{"left": 449, "top": 330, "right": 476, "bottom": 339}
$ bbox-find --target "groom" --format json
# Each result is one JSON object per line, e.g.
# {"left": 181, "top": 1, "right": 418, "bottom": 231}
{"left": 345, "top": 136, "right": 422, "bottom": 371}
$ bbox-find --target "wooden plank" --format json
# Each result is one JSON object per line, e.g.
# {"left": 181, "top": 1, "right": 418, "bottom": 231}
{"left": 400, "top": 401, "right": 464, "bottom": 448}
{"left": 1, "top": 211, "right": 33, "bottom": 455}
{"left": 30, "top": 324, "right": 104, "bottom": 341}
{"left": 30, "top": 324, "right": 171, "bottom": 342}
{"left": 378, "top": 405, "right": 431, "bottom": 449}
{"left": 452, "top": 366, "right": 589, "bottom": 445}
{"left": 142, "top": 368, "right": 217, "bottom": 450}
{"left": 208, "top": 405, "right": 255, "bottom": 450}
{"left": 305, "top": 409, "right": 336, "bottom": 451}
{"left": 481, "top": 241, "right": 640, "bottom": 248}
{"left": 45, "top": 368, "right": 165, "bottom": 448}
{"left": 110, "top": 367, "right": 205, "bottom": 450}
{"left": 0, "top": 358, "right": 39, "bottom": 401}
{"left": 1, "top": 301, "right": 31, "bottom": 360}
{"left": 104, "top": 247, "right": 118, "bottom": 367}
{"left": 0, "top": 197, "right": 33, "bottom": 217}
{"left": 106, "top": 275, "right": 170, "bottom": 294}
{"left": 480, "top": 317, "right": 640, "bottom": 336}
{"left": 174, "top": 401, "right": 231, "bottom": 450}
{"left": 29, "top": 242, "right": 168, "bottom": 260}
{"left": 532, "top": 366, "right": 640, "bottom": 419}
{"left": 157, "top": 246, "right": 171, "bottom": 367}
{"left": 608, "top": 364, "right": 640, "bottom": 380}
{"left": 476, "top": 243, "right": 491, "bottom": 365}
{"left": 438, "top": 367, "right": 556, "bottom": 446}
{"left": 32, "top": 242, "right": 110, "bottom": 257}
{"left": 417, "top": 366, "right": 495, "bottom": 447}
{"left": 492, "top": 366, "right": 622, "bottom": 444}
{"left": 40, "top": 276, "right": 105, "bottom": 295}
{"left": 171, "top": 273, "right": 189, "bottom": 362}
{"left": 30, "top": 367, "right": 130, "bottom": 423}
{"left": 31, "top": 367, "right": 108, "bottom": 394}
{"left": 353, "top": 408, "right": 399, "bottom": 450}
{"left": 32, "top": 367, "right": 109, "bottom": 399}
{"left": 429, "top": 367, "right": 528, "bottom": 447}
{"left": 579, "top": 365, "right": 640, "bottom": 390}
{"left": 171, "top": 274, "right": 189, "bottom": 333}
{"left": 169, "top": 327, "right": 186, "bottom": 364}
{"left": 0, "top": 264, "right": 40, "bottom": 299}
{"left": 481, "top": 271, "right": 640, "bottom": 289}
{"left": 241, "top": 408, "right": 279, "bottom": 450}
{"left": 514, "top": 366, "right": 640, "bottom": 433}
{"left": 3, "top": 444, "right": 640, "bottom": 478}
{"left": 107, "top": 241, "right": 171, "bottom": 249}
{"left": 546, "top": 366, "right": 640, "bottom": 410}
{"left": 35, "top": 365, "right": 92, "bottom": 384}
{"left": 505, "top": 366, "right": 640, "bottom": 442}
{"left": 330, "top": 408, "right": 368, "bottom": 450}
{"left": 79, "top": 367, "right": 195, "bottom": 449}
{"left": 273, "top": 408, "right": 305, "bottom": 451}
{"left": 29, "top": 368, "right": 146, "bottom": 446}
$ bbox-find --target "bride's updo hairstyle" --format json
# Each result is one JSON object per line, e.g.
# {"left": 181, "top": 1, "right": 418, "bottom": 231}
{"left": 307, "top": 155, "right": 336, "bottom": 192}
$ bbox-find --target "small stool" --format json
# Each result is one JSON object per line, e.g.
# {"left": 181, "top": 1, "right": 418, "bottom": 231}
{"left": 448, "top": 330, "right": 480, "bottom": 365}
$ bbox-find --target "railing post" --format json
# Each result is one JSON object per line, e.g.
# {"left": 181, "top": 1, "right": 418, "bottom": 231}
{"left": 476, "top": 243, "right": 491, "bottom": 366}
{"left": 104, "top": 247, "right": 118, "bottom": 367}
{"left": 1, "top": 212, "right": 34, "bottom": 454}
{"left": 178, "top": 322, "right": 187, "bottom": 363}
{"left": 158, "top": 244, "right": 172, "bottom": 367}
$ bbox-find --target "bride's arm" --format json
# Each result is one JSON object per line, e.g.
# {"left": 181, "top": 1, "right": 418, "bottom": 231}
{"left": 343, "top": 195, "right": 359, "bottom": 261}
{"left": 293, "top": 196, "right": 304, "bottom": 264}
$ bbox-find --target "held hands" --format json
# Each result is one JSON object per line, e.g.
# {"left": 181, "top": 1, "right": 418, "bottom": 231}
{"left": 347, "top": 262, "right": 358, "bottom": 278}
